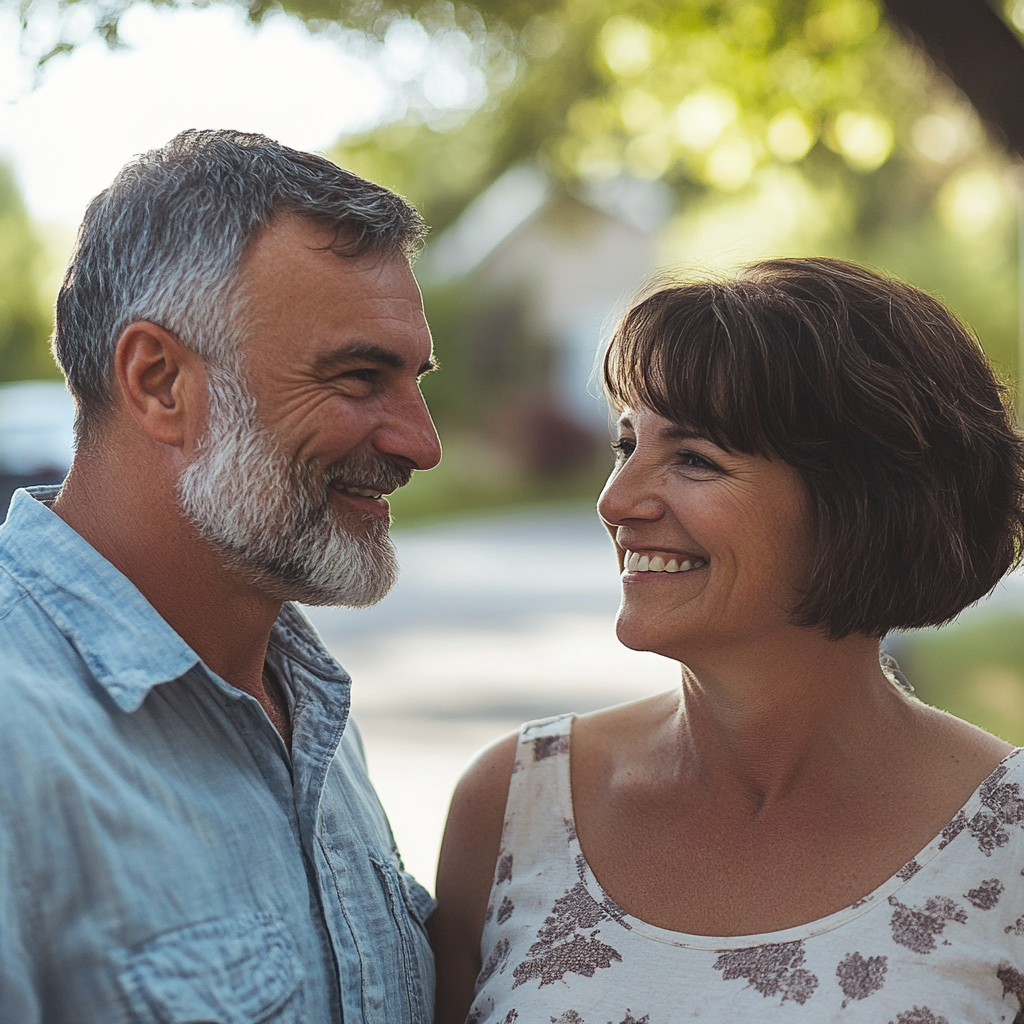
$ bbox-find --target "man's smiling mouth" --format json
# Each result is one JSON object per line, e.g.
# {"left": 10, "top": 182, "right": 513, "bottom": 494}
{"left": 623, "top": 549, "right": 708, "bottom": 573}
{"left": 331, "top": 483, "right": 388, "bottom": 500}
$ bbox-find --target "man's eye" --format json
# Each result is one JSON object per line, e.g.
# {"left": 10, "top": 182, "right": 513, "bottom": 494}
{"left": 329, "top": 368, "right": 380, "bottom": 389}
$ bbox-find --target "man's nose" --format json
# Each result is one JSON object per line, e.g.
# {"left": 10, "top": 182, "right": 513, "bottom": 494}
{"left": 377, "top": 389, "right": 442, "bottom": 471}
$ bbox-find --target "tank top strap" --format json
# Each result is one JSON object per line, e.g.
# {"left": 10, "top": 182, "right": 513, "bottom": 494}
{"left": 488, "top": 713, "right": 578, "bottom": 896}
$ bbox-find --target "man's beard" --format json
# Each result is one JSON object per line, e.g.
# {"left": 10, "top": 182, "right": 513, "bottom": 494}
{"left": 176, "top": 367, "right": 410, "bottom": 607}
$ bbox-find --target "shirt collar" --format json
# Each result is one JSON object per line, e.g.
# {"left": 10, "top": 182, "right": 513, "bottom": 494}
{"left": 1, "top": 487, "right": 204, "bottom": 711}
{"left": 1, "top": 487, "right": 352, "bottom": 712}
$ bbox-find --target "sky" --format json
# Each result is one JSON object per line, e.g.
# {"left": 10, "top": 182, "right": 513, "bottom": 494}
{"left": 0, "top": 2, "right": 481, "bottom": 227}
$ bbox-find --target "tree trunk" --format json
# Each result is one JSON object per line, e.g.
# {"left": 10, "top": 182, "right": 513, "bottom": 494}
{"left": 883, "top": 0, "right": 1024, "bottom": 158}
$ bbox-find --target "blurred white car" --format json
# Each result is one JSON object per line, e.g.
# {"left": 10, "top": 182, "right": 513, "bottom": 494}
{"left": 0, "top": 381, "right": 75, "bottom": 476}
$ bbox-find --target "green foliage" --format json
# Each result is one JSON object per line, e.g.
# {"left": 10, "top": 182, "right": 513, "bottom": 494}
{"left": 12, "top": 0, "right": 1021, "bottom": 414}
{"left": 901, "top": 613, "right": 1024, "bottom": 745}
{"left": 333, "top": 118, "right": 508, "bottom": 239}
{"left": 326, "top": 1, "right": 1024, "bottom": 398}
{"left": 840, "top": 214, "right": 1020, "bottom": 380}
{"left": 0, "top": 162, "right": 56, "bottom": 383}
{"left": 14, "top": 0, "right": 1016, "bottom": 241}
{"left": 418, "top": 276, "right": 556, "bottom": 428}
{"left": 387, "top": 436, "right": 610, "bottom": 524}
{"left": 325, "top": 0, "right": 985, "bottom": 237}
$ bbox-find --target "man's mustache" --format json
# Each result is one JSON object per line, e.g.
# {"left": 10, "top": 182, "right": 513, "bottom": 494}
{"left": 323, "top": 452, "right": 413, "bottom": 495}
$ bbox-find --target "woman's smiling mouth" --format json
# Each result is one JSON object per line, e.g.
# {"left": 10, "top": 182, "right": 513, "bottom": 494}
{"left": 622, "top": 549, "right": 708, "bottom": 573}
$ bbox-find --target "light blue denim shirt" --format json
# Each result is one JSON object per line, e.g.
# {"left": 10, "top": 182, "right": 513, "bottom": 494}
{"left": 0, "top": 488, "right": 434, "bottom": 1024}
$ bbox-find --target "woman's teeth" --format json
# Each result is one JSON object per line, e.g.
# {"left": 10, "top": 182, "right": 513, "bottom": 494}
{"left": 624, "top": 550, "right": 707, "bottom": 573}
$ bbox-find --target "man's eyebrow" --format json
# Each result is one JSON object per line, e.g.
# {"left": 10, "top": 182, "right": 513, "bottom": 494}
{"left": 313, "top": 343, "right": 436, "bottom": 376}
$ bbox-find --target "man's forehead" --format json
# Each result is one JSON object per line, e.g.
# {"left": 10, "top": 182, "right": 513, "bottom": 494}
{"left": 239, "top": 217, "right": 422, "bottom": 316}
{"left": 234, "top": 217, "right": 433, "bottom": 375}
{"left": 244, "top": 214, "right": 402, "bottom": 277}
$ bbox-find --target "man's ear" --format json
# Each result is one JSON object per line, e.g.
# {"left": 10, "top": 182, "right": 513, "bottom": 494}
{"left": 114, "top": 321, "right": 206, "bottom": 449}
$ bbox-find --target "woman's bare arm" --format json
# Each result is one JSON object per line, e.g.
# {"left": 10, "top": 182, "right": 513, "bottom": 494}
{"left": 429, "top": 731, "right": 519, "bottom": 1024}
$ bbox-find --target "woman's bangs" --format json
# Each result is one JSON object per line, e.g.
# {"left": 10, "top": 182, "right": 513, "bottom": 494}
{"left": 605, "top": 293, "right": 777, "bottom": 457}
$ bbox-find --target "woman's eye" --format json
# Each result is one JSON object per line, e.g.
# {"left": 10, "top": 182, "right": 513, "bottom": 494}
{"left": 611, "top": 438, "right": 635, "bottom": 461}
{"left": 678, "top": 451, "right": 720, "bottom": 475}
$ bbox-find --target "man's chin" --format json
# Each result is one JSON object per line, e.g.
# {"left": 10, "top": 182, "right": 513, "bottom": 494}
{"left": 264, "top": 535, "right": 398, "bottom": 609}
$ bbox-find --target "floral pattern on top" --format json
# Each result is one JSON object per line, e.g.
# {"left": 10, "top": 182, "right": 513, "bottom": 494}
{"left": 495, "top": 853, "right": 514, "bottom": 885}
{"left": 896, "top": 860, "right": 921, "bottom": 881}
{"left": 997, "top": 963, "right": 1024, "bottom": 1018}
{"left": 965, "top": 766, "right": 1024, "bottom": 855}
{"left": 712, "top": 941, "right": 818, "bottom": 1004}
{"left": 467, "top": 716, "right": 1024, "bottom": 1023}
{"left": 889, "top": 1008, "right": 949, "bottom": 1024}
{"left": 512, "top": 881, "right": 623, "bottom": 989}
{"left": 835, "top": 951, "right": 887, "bottom": 1007}
{"left": 534, "top": 734, "right": 570, "bottom": 762}
{"left": 887, "top": 895, "right": 967, "bottom": 953}
{"left": 964, "top": 877, "right": 1004, "bottom": 909}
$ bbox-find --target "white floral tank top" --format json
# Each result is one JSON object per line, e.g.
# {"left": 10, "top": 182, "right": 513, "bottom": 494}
{"left": 468, "top": 714, "right": 1024, "bottom": 1023}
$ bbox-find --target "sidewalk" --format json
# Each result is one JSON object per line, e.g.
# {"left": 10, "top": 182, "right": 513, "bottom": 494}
{"left": 304, "top": 502, "right": 1024, "bottom": 890}
{"left": 302, "top": 504, "right": 680, "bottom": 889}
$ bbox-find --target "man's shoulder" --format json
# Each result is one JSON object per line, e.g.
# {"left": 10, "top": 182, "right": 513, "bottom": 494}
{"left": 0, "top": 553, "right": 29, "bottom": 618}
{"left": 0, "top": 561, "right": 56, "bottom": 678}
{"left": 0, "top": 561, "right": 93, "bottom": 735}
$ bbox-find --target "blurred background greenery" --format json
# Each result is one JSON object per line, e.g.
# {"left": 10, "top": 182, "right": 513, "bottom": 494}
{"left": 4, "top": 0, "right": 1024, "bottom": 739}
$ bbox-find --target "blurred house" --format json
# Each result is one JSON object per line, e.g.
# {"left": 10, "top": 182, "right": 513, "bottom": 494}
{"left": 419, "top": 169, "right": 669, "bottom": 476}
{"left": 0, "top": 381, "right": 75, "bottom": 518}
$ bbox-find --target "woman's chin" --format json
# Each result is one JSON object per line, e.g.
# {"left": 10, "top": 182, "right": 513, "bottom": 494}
{"left": 614, "top": 614, "right": 680, "bottom": 659}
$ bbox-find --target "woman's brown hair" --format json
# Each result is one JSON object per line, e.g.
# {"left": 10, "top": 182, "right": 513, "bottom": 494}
{"left": 603, "top": 257, "right": 1024, "bottom": 639}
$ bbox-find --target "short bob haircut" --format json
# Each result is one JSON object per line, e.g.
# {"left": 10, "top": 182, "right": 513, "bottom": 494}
{"left": 603, "top": 257, "right": 1024, "bottom": 640}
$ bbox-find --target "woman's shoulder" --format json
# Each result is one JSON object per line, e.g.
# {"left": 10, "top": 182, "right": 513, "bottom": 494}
{"left": 571, "top": 690, "right": 682, "bottom": 768}
{"left": 431, "top": 716, "right": 577, "bottom": 1024}
{"left": 904, "top": 700, "right": 1015, "bottom": 805}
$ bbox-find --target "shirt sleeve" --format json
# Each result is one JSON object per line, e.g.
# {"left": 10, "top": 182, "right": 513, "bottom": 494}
{"left": 0, "top": 824, "right": 42, "bottom": 1024}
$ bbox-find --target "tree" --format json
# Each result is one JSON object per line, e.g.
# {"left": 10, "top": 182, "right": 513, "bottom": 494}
{"left": 13, "top": 0, "right": 1022, "bottom": 233}
{"left": 9, "top": 0, "right": 1023, "bottom": 380}
{"left": 883, "top": 0, "right": 1024, "bottom": 160}
{"left": 0, "top": 161, "right": 56, "bottom": 383}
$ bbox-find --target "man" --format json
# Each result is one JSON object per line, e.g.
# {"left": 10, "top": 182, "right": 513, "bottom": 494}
{"left": 0, "top": 130, "right": 442, "bottom": 1023}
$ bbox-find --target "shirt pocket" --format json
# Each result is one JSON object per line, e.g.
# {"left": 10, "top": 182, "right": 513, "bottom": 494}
{"left": 117, "top": 911, "right": 304, "bottom": 1024}
{"left": 369, "top": 855, "right": 436, "bottom": 1024}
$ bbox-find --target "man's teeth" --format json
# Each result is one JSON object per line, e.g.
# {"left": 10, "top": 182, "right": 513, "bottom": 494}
{"left": 341, "top": 485, "right": 383, "bottom": 499}
{"left": 624, "top": 550, "right": 707, "bottom": 573}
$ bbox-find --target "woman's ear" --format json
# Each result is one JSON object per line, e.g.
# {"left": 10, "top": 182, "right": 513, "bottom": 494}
{"left": 114, "top": 321, "right": 207, "bottom": 449}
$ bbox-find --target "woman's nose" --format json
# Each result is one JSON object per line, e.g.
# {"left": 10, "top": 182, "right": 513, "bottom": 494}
{"left": 597, "top": 460, "right": 664, "bottom": 527}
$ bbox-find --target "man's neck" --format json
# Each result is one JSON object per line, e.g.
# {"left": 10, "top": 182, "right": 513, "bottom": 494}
{"left": 52, "top": 445, "right": 281, "bottom": 703}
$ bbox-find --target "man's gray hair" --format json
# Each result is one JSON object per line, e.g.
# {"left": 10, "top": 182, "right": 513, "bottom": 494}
{"left": 53, "top": 128, "right": 426, "bottom": 439}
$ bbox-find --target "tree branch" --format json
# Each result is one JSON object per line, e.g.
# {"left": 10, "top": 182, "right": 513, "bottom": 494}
{"left": 883, "top": 0, "right": 1024, "bottom": 158}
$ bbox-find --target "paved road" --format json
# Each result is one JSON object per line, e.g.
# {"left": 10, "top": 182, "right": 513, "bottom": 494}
{"left": 305, "top": 504, "right": 1024, "bottom": 889}
{"left": 302, "top": 504, "right": 681, "bottom": 888}
{"left": 7, "top": 483, "right": 1023, "bottom": 890}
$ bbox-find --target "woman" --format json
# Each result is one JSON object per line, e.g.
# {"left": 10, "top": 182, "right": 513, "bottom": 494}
{"left": 429, "top": 258, "right": 1024, "bottom": 1022}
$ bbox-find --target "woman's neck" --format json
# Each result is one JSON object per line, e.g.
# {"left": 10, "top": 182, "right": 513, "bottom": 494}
{"left": 672, "top": 630, "right": 916, "bottom": 815}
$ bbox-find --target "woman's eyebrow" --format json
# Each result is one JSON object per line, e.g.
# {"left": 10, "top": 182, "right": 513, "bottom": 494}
{"left": 660, "top": 424, "right": 707, "bottom": 442}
